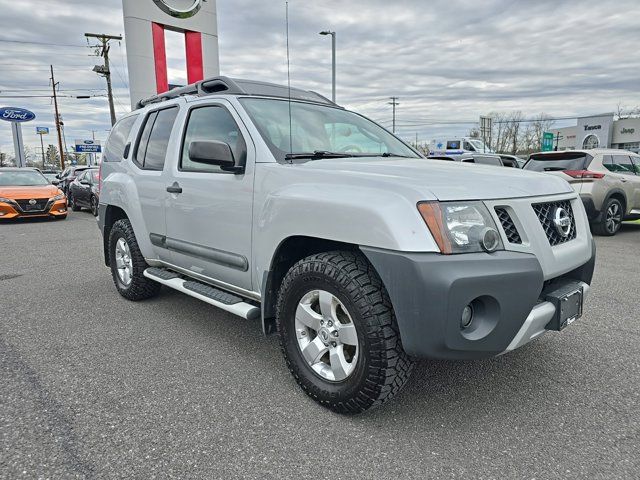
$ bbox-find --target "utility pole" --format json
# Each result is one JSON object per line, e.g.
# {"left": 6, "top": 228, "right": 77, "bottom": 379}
{"left": 85, "top": 33, "right": 122, "bottom": 126}
{"left": 50, "top": 65, "right": 65, "bottom": 169}
{"left": 389, "top": 97, "right": 399, "bottom": 133}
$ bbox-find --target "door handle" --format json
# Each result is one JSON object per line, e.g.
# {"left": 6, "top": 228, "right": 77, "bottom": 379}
{"left": 166, "top": 183, "right": 182, "bottom": 194}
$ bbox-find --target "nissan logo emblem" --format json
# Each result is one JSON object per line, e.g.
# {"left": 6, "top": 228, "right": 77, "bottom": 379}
{"left": 29, "top": 199, "right": 37, "bottom": 205}
{"left": 153, "top": 0, "right": 204, "bottom": 18}
{"left": 553, "top": 207, "right": 572, "bottom": 237}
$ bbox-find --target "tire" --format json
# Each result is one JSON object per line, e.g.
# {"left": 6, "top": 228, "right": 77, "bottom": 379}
{"left": 90, "top": 195, "right": 98, "bottom": 217}
{"left": 108, "top": 219, "right": 161, "bottom": 301}
{"left": 592, "top": 197, "right": 623, "bottom": 236}
{"left": 69, "top": 194, "right": 81, "bottom": 212}
{"left": 276, "top": 251, "right": 414, "bottom": 414}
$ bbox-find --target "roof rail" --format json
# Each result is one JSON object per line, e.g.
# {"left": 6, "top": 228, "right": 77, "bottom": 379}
{"left": 135, "top": 76, "right": 338, "bottom": 110}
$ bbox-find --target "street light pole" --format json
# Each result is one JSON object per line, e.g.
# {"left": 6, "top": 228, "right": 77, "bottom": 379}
{"left": 319, "top": 31, "right": 336, "bottom": 103}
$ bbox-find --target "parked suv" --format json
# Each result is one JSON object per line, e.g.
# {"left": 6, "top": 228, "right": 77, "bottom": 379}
{"left": 98, "top": 77, "right": 596, "bottom": 413}
{"left": 524, "top": 149, "right": 640, "bottom": 235}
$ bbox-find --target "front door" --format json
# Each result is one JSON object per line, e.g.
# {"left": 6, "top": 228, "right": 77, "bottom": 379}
{"left": 165, "top": 101, "right": 254, "bottom": 291}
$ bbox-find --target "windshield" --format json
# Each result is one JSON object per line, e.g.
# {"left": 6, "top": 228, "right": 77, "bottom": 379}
{"left": 239, "top": 98, "right": 419, "bottom": 161}
{"left": 468, "top": 139, "right": 493, "bottom": 153}
{"left": 0, "top": 170, "right": 50, "bottom": 186}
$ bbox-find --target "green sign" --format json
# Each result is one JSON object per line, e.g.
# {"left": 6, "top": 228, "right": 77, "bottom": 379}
{"left": 542, "top": 132, "right": 554, "bottom": 151}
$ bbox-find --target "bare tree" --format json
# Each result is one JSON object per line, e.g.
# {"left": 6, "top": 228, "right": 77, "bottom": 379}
{"left": 0, "top": 151, "right": 10, "bottom": 167}
{"left": 616, "top": 102, "right": 640, "bottom": 119}
{"left": 530, "top": 113, "right": 555, "bottom": 152}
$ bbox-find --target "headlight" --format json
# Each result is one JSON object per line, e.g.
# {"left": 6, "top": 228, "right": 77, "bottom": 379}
{"left": 417, "top": 201, "right": 503, "bottom": 254}
{"left": 51, "top": 193, "right": 66, "bottom": 202}
{"left": 0, "top": 197, "right": 17, "bottom": 205}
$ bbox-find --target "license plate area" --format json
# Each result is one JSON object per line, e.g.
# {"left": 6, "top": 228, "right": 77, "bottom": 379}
{"left": 544, "top": 281, "right": 584, "bottom": 331}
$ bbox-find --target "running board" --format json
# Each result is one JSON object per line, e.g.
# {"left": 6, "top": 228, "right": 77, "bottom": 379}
{"left": 143, "top": 268, "right": 260, "bottom": 320}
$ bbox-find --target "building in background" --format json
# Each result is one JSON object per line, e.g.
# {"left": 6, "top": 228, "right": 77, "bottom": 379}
{"left": 122, "top": 0, "right": 219, "bottom": 108}
{"left": 551, "top": 113, "right": 640, "bottom": 153}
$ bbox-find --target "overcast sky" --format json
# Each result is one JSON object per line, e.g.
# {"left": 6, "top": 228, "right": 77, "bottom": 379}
{"left": 0, "top": 0, "right": 639, "bottom": 157}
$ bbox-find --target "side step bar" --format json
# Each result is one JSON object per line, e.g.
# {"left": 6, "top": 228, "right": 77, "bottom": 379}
{"left": 143, "top": 267, "right": 260, "bottom": 320}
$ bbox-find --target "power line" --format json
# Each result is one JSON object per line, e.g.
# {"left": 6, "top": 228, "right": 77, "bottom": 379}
{"left": 0, "top": 38, "right": 91, "bottom": 48}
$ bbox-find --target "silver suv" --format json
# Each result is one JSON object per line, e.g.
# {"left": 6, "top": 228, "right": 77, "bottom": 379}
{"left": 98, "top": 77, "right": 596, "bottom": 413}
{"left": 525, "top": 149, "right": 640, "bottom": 235}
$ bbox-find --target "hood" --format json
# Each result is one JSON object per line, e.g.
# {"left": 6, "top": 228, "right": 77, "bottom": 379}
{"left": 0, "top": 184, "right": 61, "bottom": 200}
{"left": 300, "top": 157, "right": 572, "bottom": 201}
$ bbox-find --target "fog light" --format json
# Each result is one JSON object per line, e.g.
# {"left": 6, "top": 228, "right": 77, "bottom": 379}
{"left": 58, "top": 208, "right": 66, "bottom": 212}
{"left": 481, "top": 227, "right": 501, "bottom": 253}
{"left": 461, "top": 305, "right": 474, "bottom": 329}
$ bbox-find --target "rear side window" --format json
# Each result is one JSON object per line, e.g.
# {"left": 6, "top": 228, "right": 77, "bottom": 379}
{"left": 632, "top": 157, "right": 640, "bottom": 174}
{"left": 103, "top": 115, "right": 137, "bottom": 162}
{"left": 524, "top": 153, "right": 591, "bottom": 172}
{"left": 134, "top": 107, "right": 179, "bottom": 171}
{"left": 604, "top": 154, "right": 636, "bottom": 175}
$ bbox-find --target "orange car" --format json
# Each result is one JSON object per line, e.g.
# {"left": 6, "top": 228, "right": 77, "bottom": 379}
{"left": 0, "top": 168, "right": 67, "bottom": 220}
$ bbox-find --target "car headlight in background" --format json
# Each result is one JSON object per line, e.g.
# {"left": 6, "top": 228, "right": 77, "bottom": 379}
{"left": 417, "top": 201, "right": 503, "bottom": 254}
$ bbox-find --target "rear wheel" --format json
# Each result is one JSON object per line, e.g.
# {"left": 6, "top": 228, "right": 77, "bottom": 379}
{"left": 593, "top": 197, "right": 623, "bottom": 236}
{"left": 108, "top": 219, "right": 160, "bottom": 301}
{"left": 276, "top": 251, "right": 414, "bottom": 414}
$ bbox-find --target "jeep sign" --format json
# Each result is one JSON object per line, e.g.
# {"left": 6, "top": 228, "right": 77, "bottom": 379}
{"left": 0, "top": 107, "right": 36, "bottom": 123}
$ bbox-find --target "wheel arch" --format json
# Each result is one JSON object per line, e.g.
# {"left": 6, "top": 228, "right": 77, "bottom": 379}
{"left": 605, "top": 189, "right": 627, "bottom": 215}
{"left": 102, "top": 205, "right": 129, "bottom": 266}
{"left": 260, "top": 235, "right": 360, "bottom": 335}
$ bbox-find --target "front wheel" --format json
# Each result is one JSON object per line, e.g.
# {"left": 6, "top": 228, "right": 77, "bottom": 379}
{"left": 69, "top": 194, "right": 81, "bottom": 212}
{"left": 276, "top": 251, "right": 414, "bottom": 414}
{"left": 108, "top": 219, "right": 161, "bottom": 301}
{"left": 90, "top": 195, "right": 98, "bottom": 216}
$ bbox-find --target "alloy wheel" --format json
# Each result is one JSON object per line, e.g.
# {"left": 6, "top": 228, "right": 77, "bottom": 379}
{"left": 294, "top": 289, "right": 359, "bottom": 382}
{"left": 114, "top": 238, "right": 133, "bottom": 286}
{"left": 606, "top": 202, "right": 622, "bottom": 233}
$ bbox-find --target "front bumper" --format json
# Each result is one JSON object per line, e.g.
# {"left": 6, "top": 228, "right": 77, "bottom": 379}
{"left": 362, "top": 242, "right": 595, "bottom": 360}
{"left": 0, "top": 199, "right": 67, "bottom": 219}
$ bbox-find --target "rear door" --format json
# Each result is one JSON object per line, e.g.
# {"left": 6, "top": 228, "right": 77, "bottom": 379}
{"left": 165, "top": 100, "right": 255, "bottom": 291}
{"left": 611, "top": 154, "right": 640, "bottom": 211}
{"left": 132, "top": 106, "right": 180, "bottom": 263}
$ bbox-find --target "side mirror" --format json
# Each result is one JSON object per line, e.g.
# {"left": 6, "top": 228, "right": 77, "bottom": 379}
{"left": 80, "top": 180, "right": 91, "bottom": 185}
{"left": 55, "top": 174, "right": 61, "bottom": 179}
{"left": 52, "top": 179, "right": 60, "bottom": 186}
{"left": 188, "top": 141, "right": 243, "bottom": 173}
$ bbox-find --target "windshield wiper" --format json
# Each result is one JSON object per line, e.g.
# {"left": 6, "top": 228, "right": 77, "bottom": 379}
{"left": 285, "top": 150, "right": 357, "bottom": 160}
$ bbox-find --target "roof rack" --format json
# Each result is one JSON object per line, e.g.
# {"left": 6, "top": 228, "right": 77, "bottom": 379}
{"left": 136, "top": 76, "right": 338, "bottom": 109}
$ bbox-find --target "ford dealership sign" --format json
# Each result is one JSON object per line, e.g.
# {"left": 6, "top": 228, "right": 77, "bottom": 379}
{"left": 0, "top": 107, "right": 36, "bottom": 123}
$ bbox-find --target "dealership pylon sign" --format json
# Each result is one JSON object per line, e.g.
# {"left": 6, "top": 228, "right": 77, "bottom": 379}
{"left": 0, "top": 107, "right": 36, "bottom": 168}
{"left": 122, "top": 0, "right": 220, "bottom": 108}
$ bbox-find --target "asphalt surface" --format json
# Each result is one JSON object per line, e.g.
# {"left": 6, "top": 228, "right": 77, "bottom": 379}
{"left": 1, "top": 212, "right": 639, "bottom": 479}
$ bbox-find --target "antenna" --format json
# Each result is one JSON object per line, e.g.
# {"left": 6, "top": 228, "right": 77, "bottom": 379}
{"left": 285, "top": 1, "right": 293, "bottom": 157}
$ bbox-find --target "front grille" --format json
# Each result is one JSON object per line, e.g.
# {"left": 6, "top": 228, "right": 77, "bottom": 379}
{"left": 15, "top": 198, "right": 49, "bottom": 212}
{"left": 495, "top": 207, "right": 522, "bottom": 244}
{"left": 532, "top": 200, "right": 576, "bottom": 246}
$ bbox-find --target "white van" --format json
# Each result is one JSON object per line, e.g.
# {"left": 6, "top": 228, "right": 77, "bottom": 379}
{"left": 429, "top": 137, "right": 493, "bottom": 155}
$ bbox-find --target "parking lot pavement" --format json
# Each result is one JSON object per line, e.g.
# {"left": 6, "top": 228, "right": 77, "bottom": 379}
{"left": 1, "top": 212, "right": 639, "bottom": 479}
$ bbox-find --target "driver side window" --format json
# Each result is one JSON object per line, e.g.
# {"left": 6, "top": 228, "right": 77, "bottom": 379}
{"left": 180, "top": 106, "right": 246, "bottom": 173}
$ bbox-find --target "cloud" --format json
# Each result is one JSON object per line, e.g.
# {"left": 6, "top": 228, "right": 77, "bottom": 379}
{"left": 0, "top": 0, "right": 638, "bottom": 156}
